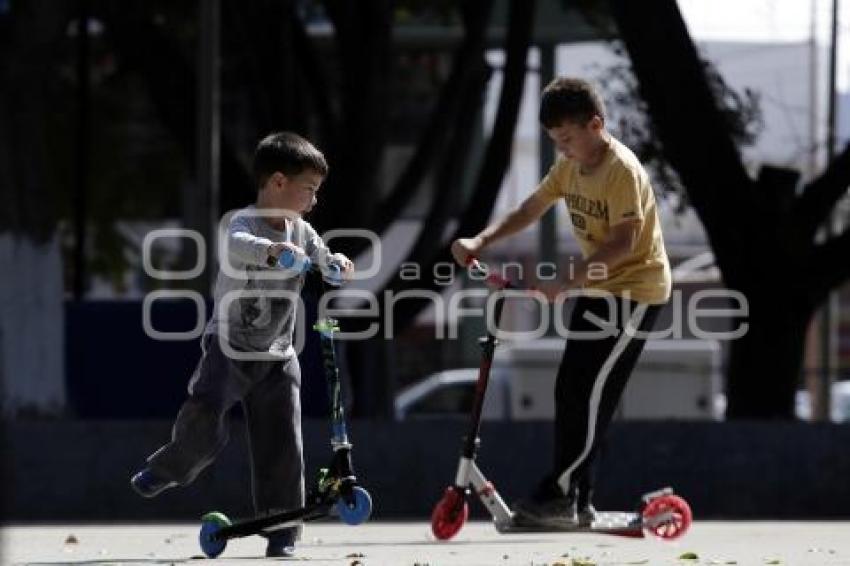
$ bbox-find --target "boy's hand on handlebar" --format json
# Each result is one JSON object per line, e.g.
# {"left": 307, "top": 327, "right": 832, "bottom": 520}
{"left": 451, "top": 237, "right": 484, "bottom": 266}
{"left": 268, "top": 242, "right": 306, "bottom": 261}
{"left": 328, "top": 252, "right": 354, "bottom": 281}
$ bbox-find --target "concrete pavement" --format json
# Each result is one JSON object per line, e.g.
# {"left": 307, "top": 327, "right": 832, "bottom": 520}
{"left": 4, "top": 521, "right": 849, "bottom": 565}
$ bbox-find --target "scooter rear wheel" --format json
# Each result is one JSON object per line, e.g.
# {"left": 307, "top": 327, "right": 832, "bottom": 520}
{"left": 431, "top": 487, "right": 469, "bottom": 540}
{"left": 199, "top": 511, "right": 231, "bottom": 558}
{"left": 642, "top": 494, "right": 692, "bottom": 540}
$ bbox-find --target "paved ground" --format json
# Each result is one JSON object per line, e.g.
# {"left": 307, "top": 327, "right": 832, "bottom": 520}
{"left": 3, "top": 521, "right": 850, "bottom": 565}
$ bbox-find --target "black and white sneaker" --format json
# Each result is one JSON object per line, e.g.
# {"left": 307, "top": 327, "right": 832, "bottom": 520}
{"left": 513, "top": 495, "right": 578, "bottom": 529}
{"left": 577, "top": 503, "right": 598, "bottom": 527}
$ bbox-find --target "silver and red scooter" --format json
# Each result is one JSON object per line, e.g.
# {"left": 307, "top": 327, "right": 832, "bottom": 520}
{"left": 430, "top": 258, "right": 692, "bottom": 541}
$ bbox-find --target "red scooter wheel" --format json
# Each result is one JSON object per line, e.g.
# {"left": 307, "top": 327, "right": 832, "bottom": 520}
{"left": 642, "top": 494, "right": 692, "bottom": 540}
{"left": 431, "top": 487, "right": 469, "bottom": 540}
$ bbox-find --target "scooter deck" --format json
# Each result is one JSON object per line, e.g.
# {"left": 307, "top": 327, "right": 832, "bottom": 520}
{"left": 214, "top": 502, "right": 333, "bottom": 540}
{"left": 496, "top": 511, "right": 643, "bottom": 537}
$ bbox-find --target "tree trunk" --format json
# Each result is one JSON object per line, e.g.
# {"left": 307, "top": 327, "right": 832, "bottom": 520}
{"left": 724, "top": 292, "right": 811, "bottom": 419}
{"left": 609, "top": 0, "right": 819, "bottom": 418}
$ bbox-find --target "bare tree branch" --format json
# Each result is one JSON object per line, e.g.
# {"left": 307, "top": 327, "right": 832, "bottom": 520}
{"left": 405, "top": 61, "right": 488, "bottom": 263}
{"left": 609, "top": 0, "right": 755, "bottom": 261}
{"left": 368, "top": 0, "right": 494, "bottom": 237}
{"left": 378, "top": 0, "right": 535, "bottom": 333}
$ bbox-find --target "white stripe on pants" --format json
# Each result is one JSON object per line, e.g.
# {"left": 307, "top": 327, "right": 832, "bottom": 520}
{"left": 557, "top": 303, "right": 648, "bottom": 494}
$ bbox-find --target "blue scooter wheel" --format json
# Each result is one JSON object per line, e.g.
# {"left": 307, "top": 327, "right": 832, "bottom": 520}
{"left": 199, "top": 511, "right": 231, "bottom": 558}
{"left": 336, "top": 486, "right": 372, "bottom": 525}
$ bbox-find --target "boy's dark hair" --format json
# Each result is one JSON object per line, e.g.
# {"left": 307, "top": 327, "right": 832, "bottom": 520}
{"left": 539, "top": 77, "right": 606, "bottom": 128}
{"left": 253, "top": 131, "right": 328, "bottom": 188}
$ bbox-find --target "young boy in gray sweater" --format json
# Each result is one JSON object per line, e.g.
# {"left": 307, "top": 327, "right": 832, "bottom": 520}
{"left": 131, "top": 132, "right": 353, "bottom": 558}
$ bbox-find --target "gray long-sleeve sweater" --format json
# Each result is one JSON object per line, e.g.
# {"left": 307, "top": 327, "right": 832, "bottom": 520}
{"left": 204, "top": 206, "right": 329, "bottom": 360}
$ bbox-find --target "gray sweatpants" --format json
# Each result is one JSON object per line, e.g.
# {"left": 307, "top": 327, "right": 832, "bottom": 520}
{"left": 146, "top": 334, "right": 304, "bottom": 518}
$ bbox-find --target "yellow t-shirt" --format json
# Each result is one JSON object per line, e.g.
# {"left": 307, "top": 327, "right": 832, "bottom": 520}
{"left": 534, "top": 137, "right": 671, "bottom": 304}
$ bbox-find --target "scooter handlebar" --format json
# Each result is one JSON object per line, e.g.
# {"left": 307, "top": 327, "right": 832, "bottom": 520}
{"left": 279, "top": 248, "right": 345, "bottom": 287}
{"left": 278, "top": 247, "right": 312, "bottom": 272}
{"left": 464, "top": 256, "right": 511, "bottom": 290}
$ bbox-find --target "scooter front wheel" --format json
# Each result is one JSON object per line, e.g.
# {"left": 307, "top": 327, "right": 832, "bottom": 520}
{"left": 431, "top": 487, "right": 469, "bottom": 540}
{"left": 642, "top": 494, "right": 692, "bottom": 540}
{"left": 336, "top": 486, "right": 373, "bottom": 525}
{"left": 199, "top": 511, "right": 231, "bottom": 558}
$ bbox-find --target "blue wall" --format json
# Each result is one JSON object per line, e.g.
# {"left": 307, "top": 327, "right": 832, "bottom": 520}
{"left": 4, "top": 419, "right": 850, "bottom": 521}
{"left": 64, "top": 298, "right": 335, "bottom": 419}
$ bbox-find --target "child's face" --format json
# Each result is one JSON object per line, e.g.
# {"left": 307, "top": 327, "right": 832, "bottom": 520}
{"left": 269, "top": 170, "right": 324, "bottom": 215}
{"left": 546, "top": 116, "right": 605, "bottom": 166}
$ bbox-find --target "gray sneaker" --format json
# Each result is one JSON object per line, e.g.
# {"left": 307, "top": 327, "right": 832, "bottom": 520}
{"left": 265, "top": 527, "right": 297, "bottom": 558}
{"left": 513, "top": 495, "right": 578, "bottom": 529}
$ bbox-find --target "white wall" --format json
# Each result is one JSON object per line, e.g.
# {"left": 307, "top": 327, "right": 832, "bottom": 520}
{"left": 0, "top": 234, "right": 66, "bottom": 416}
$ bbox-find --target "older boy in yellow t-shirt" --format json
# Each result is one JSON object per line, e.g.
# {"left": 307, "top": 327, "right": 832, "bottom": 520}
{"left": 452, "top": 77, "right": 671, "bottom": 528}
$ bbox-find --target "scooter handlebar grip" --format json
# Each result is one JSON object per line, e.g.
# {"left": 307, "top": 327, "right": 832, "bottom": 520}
{"left": 278, "top": 248, "right": 312, "bottom": 273}
{"left": 485, "top": 273, "right": 511, "bottom": 289}
{"left": 464, "top": 256, "right": 488, "bottom": 277}
{"left": 322, "top": 262, "right": 344, "bottom": 287}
